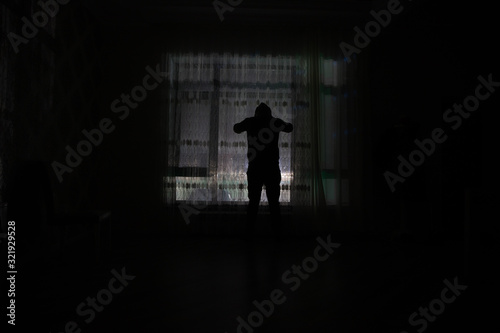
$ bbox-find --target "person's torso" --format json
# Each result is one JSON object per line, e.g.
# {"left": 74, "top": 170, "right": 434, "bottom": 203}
{"left": 245, "top": 117, "right": 281, "bottom": 166}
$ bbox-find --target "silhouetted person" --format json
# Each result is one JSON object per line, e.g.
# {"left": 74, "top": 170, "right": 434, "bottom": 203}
{"left": 233, "top": 103, "right": 293, "bottom": 239}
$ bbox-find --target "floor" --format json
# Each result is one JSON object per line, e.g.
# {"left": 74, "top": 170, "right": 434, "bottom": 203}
{"left": 15, "top": 219, "right": 494, "bottom": 333}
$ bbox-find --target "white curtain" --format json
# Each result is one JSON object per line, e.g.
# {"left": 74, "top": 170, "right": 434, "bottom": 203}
{"left": 162, "top": 53, "right": 311, "bottom": 206}
{"left": 160, "top": 44, "right": 367, "bottom": 231}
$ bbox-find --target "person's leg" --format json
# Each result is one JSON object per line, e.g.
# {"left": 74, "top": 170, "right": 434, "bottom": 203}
{"left": 265, "top": 167, "right": 282, "bottom": 238}
{"left": 246, "top": 170, "right": 263, "bottom": 237}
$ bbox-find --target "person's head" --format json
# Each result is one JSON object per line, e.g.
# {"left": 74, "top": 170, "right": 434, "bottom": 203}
{"left": 255, "top": 103, "right": 272, "bottom": 119}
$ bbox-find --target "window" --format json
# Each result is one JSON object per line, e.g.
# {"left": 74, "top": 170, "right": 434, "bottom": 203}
{"left": 162, "top": 52, "right": 360, "bottom": 209}
{"left": 163, "top": 53, "right": 301, "bottom": 205}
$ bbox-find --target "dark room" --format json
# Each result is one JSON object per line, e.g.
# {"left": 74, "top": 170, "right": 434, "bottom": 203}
{"left": 0, "top": 0, "right": 498, "bottom": 332}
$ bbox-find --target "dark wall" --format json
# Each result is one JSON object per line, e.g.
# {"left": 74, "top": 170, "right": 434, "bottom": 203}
{"left": 84, "top": 26, "right": 165, "bottom": 227}
{"left": 369, "top": 1, "right": 497, "bottom": 237}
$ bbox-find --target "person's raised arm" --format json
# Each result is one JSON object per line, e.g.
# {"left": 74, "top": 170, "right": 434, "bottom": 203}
{"left": 283, "top": 122, "right": 293, "bottom": 133}
{"left": 233, "top": 119, "right": 248, "bottom": 134}
{"left": 270, "top": 118, "right": 293, "bottom": 133}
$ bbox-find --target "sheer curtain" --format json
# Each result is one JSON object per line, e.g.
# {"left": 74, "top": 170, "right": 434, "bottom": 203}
{"left": 162, "top": 53, "right": 306, "bottom": 204}
{"left": 160, "top": 32, "right": 368, "bottom": 232}
{"left": 299, "top": 31, "right": 369, "bottom": 230}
